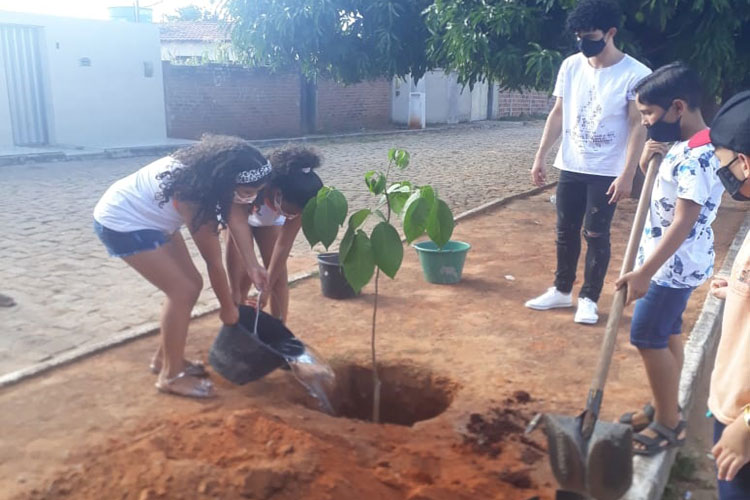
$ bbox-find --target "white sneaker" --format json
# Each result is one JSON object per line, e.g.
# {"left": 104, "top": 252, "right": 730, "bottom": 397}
{"left": 574, "top": 297, "right": 599, "bottom": 324}
{"left": 525, "top": 287, "right": 573, "bottom": 310}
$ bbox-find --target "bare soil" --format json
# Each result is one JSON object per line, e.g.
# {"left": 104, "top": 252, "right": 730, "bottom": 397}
{"left": 0, "top": 190, "right": 745, "bottom": 500}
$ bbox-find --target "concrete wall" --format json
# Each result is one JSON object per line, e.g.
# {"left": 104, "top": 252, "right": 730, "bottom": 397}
{"left": 0, "top": 11, "right": 167, "bottom": 148}
{"left": 316, "top": 78, "right": 391, "bottom": 133}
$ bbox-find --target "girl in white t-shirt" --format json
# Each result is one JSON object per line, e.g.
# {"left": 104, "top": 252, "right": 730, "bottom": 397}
{"left": 226, "top": 146, "right": 323, "bottom": 323}
{"left": 93, "top": 135, "right": 273, "bottom": 398}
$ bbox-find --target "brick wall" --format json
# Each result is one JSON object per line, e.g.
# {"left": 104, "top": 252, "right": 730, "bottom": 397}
{"left": 316, "top": 78, "right": 392, "bottom": 133}
{"left": 162, "top": 63, "right": 302, "bottom": 140}
{"left": 496, "top": 89, "right": 555, "bottom": 118}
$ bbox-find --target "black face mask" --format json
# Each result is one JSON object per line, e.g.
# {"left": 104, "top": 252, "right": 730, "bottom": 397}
{"left": 577, "top": 37, "right": 606, "bottom": 58}
{"left": 646, "top": 107, "right": 682, "bottom": 142}
{"left": 717, "top": 157, "right": 750, "bottom": 201}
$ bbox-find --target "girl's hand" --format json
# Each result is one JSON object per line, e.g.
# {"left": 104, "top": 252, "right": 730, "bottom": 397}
{"left": 249, "top": 265, "right": 269, "bottom": 292}
{"left": 712, "top": 415, "right": 750, "bottom": 481}
{"left": 220, "top": 304, "right": 239, "bottom": 325}
{"left": 710, "top": 276, "right": 729, "bottom": 300}
{"left": 615, "top": 269, "right": 651, "bottom": 305}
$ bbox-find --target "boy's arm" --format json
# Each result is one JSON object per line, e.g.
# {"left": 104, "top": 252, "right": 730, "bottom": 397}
{"left": 615, "top": 198, "right": 702, "bottom": 304}
{"left": 531, "top": 97, "right": 563, "bottom": 187}
{"left": 607, "top": 101, "right": 647, "bottom": 203}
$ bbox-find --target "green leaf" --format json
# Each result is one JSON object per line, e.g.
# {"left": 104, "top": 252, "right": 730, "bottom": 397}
{"left": 365, "top": 170, "right": 377, "bottom": 191}
{"left": 371, "top": 222, "right": 403, "bottom": 279}
{"left": 387, "top": 148, "right": 396, "bottom": 162}
{"left": 328, "top": 188, "right": 348, "bottom": 226}
{"left": 374, "top": 174, "right": 386, "bottom": 195}
{"left": 339, "top": 226, "right": 355, "bottom": 263}
{"left": 402, "top": 192, "right": 431, "bottom": 242}
{"left": 419, "top": 185, "right": 436, "bottom": 207}
{"left": 394, "top": 149, "right": 410, "bottom": 169}
{"left": 314, "top": 189, "right": 346, "bottom": 249}
{"left": 366, "top": 171, "right": 386, "bottom": 195}
{"left": 301, "top": 196, "right": 319, "bottom": 247}
{"left": 342, "top": 230, "right": 375, "bottom": 293}
{"left": 349, "top": 208, "right": 371, "bottom": 229}
{"left": 426, "top": 199, "right": 455, "bottom": 248}
{"left": 388, "top": 192, "right": 410, "bottom": 216}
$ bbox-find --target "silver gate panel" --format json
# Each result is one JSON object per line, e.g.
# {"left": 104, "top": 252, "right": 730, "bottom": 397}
{"left": 1, "top": 24, "right": 49, "bottom": 146}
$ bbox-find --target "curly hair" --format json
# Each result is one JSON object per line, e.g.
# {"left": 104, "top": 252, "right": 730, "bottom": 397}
{"left": 566, "top": 0, "right": 622, "bottom": 34}
{"left": 157, "top": 134, "right": 271, "bottom": 230}
{"left": 266, "top": 145, "right": 323, "bottom": 209}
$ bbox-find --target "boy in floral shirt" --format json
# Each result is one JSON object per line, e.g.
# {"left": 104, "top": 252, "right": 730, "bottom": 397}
{"left": 615, "top": 62, "right": 724, "bottom": 455}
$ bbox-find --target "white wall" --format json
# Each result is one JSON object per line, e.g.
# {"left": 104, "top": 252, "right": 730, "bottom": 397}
{"left": 391, "top": 71, "right": 489, "bottom": 126}
{"left": 0, "top": 45, "right": 13, "bottom": 145}
{"left": 0, "top": 11, "right": 167, "bottom": 148}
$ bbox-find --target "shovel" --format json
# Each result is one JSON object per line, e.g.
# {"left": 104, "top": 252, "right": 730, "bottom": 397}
{"left": 542, "top": 155, "right": 663, "bottom": 500}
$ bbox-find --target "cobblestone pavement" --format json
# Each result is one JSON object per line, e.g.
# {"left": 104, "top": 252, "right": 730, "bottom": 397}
{"left": 0, "top": 121, "right": 554, "bottom": 377}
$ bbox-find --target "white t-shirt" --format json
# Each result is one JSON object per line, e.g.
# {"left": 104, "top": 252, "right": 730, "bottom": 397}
{"left": 553, "top": 53, "right": 651, "bottom": 176}
{"left": 636, "top": 132, "right": 725, "bottom": 288}
{"left": 93, "top": 156, "right": 184, "bottom": 233}
{"left": 248, "top": 204, "right": 286, "bottom": 227}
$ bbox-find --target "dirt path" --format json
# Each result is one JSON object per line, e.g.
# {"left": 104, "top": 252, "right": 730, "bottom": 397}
{"left": 0, "top": 191, "right": 744, "bottom": 500}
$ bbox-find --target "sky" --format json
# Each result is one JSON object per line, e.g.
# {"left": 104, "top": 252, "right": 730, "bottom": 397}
{"left": 0, "top": 0, "right": 219, "bottom": 22}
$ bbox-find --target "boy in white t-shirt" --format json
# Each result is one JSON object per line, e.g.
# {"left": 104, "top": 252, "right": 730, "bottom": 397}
{"left": 527, "top": 0, "right": 651, "bottom": 325}
{"left": 615, "top": 63, "right": 724, "bottom": 455}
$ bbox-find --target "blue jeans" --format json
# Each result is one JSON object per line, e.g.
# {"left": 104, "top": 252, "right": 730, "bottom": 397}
{"left": 714, "top": 419, "right": 750, "bottom": 499}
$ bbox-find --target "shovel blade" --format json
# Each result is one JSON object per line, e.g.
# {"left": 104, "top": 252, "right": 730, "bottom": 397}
{"left": 543, "top": 414, "right": 633, "bottom": 500}
{"left": 543, "top": 414, "right": 587, "bottom": 494}
{"left": 586, "top": 420, "right": 633, "bottom": 500}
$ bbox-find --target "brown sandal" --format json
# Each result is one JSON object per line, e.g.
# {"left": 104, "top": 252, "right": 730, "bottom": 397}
{"left": 155, "top": 372, "right": 215, "bottom": 399}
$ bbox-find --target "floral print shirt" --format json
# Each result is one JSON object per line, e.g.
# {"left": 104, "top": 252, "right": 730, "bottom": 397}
{"left": 636, "top": 132, "right": 725, "bottom": 288}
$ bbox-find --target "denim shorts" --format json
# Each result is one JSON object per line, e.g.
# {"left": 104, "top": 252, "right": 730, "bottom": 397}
{"left": 630, "top": 282, "right": 694, "bottom": 349}
{"left": 93, "top": 220, "right": 171, "bottom": 258}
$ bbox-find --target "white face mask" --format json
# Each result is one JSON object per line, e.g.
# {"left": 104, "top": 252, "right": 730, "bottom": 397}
{"left": 273, "top": 192, "right": 299, "bottom": 219}
{"left": 233, "top": 192, "right": 257, "bottom": 204}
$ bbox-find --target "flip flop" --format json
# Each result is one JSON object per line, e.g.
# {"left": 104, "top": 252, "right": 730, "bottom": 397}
{"left": 150, "top": 359, "right": 208, "bottom": 378}
{"left": 619, "top": 403, "right": 655, "bottom": 432}
{"left": 155, "top": 371, "right": 215, "bottom": 399}
{"left": 633, "top": 420, "right": 687, "bottom": 456}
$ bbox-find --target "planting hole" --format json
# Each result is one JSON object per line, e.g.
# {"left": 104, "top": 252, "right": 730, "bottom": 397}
{"left": 298, "top": 363, "right": 457, "bottom": 426}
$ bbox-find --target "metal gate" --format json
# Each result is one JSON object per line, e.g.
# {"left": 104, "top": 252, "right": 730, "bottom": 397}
{"left": 1, "top": 24, "right": 49, "bottom": 146}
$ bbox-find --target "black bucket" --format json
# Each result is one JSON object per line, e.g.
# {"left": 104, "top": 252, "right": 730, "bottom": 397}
{"left": 317, "top": 252, "right": 358, "bottom": 299}
{"left": 208, "top": 305, "right": 304, "bottom": 385}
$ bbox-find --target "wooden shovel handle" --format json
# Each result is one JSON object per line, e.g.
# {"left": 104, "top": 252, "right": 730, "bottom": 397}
{"left": 590, "top": 155, "right": 662, "bottom": 395}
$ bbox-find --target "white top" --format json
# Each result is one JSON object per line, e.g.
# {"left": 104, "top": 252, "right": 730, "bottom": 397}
{"left": 248, "top": 204, "right": 286, "bottom": 227}
{"left": 553, "top": 53, "right": 651, "bottom": 177}
{"left": 636, "top": 136, "right": 724, "bottom": 288}
{"left": 93, "top": 156, "right": 184, "bottom": 233}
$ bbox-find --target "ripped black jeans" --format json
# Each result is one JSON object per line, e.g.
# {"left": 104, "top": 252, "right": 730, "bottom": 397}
{"left": 554, "top": 170, "right": 618, "bottom": 303}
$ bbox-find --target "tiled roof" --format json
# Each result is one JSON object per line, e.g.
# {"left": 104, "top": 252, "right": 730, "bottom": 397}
{"left": 159, "top": 22, "right": 231, "bottom": 42}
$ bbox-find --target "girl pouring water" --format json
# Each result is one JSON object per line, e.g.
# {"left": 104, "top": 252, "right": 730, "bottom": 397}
{"left": 226, "top": 145, "right": 323, "bottom": 323}
{"left": 93, "top": 135, "right": 273, "bottom": 398}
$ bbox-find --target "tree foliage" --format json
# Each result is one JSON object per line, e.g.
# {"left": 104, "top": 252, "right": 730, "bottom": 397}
{"left": 165, "top": 4, "right": 219, "bottom": 22}
{"left": 222, "top": 0, "right": 750, "bottom": 99}
{"left": 223, "top": 0, "right": 432, "bottom": 84}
